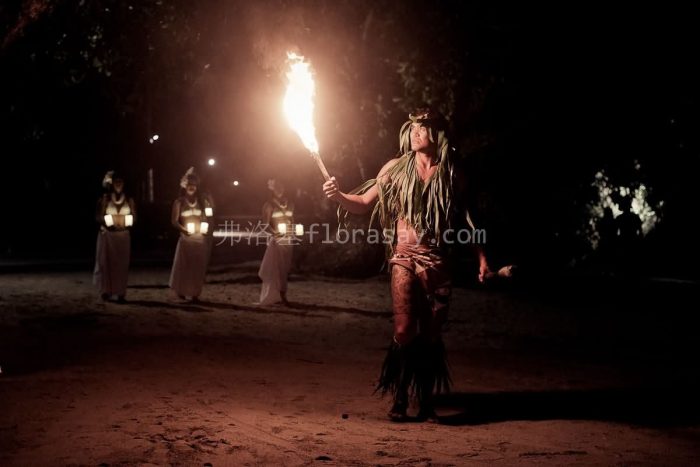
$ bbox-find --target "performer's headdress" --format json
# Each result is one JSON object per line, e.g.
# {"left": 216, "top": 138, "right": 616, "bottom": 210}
{"left": 180, "top": 167, "right": 199, "bottom": 189}
{"left": 409, "top": 107, "right": 447, "bottom": 125}
{"left": 102, "top": 170, "right": 115, "bottom": 189}
{"left": 399, "top": 107, "right": 449, "bottom": 161}
{"left": 267, "top": 178, "right": 285, "bottom": 192}
{"left": 102, "top": 170, "right": 124, "bottom": 189}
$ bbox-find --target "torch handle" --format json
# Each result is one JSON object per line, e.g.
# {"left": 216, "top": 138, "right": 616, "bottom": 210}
{"left": 310, "top": 152, "right": 331, "bottom": 181}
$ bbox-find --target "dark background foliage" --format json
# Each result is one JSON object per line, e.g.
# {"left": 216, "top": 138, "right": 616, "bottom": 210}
{"left": 1, "top": 0, "right": 697, "bottom": 277}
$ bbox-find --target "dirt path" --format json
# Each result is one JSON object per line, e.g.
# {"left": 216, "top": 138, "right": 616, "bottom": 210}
{"left": 1, "top": 266, "right": 699, "bottom": 465}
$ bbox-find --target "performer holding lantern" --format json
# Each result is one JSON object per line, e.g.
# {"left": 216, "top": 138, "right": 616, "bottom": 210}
{"left": 258, "top": 178, "right": 295, "bottom": 306}
{"left": 169, "top": 167, "right": 210, "bottom": 302}
{"left": 324, "top": 108, "right": 492, "bottom": 423}
{"left": 94, "top": 170, "right": 135, "bottom": 303}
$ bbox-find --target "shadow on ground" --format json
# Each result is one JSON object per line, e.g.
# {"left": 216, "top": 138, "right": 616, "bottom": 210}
{"left": 435, "top": 388, "right": 700, "bottom": 427}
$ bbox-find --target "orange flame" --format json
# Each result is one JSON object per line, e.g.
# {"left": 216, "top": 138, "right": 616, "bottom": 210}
{"left": 283, "top": 52, "right": 319, "bottom": 154}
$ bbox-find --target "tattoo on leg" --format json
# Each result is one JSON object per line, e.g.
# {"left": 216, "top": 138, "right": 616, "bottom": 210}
{"left": 391, "top": 265, "right": 417, "bottom": 345}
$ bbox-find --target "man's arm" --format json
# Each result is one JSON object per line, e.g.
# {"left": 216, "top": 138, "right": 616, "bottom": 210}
{"left": 455, "top": 167, "right": 492, "bottom": 283}
{"left": 171, "top": 199, "right": 187, "bottom": 234}
{"left": 322, "top": 158, "right": 399, "bottom": 214}
{"left": 96, "top": 196, "right": 107, "bottom": 225}
{"left": 464, "top": 204, "right": 490, "bottom": 282}
{"left": 475, "top": 244, "right": 491, "bottom": 283}
{"left": 128, "top": 197, "right": 136, "bottom": 225}
{"left": 261, "top": 202, "right": 275, "bottom": 235}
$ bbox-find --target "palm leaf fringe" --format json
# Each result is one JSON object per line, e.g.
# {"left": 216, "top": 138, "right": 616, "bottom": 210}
{"left": 338, "top": 143, "right": 456, "bottom": 253}
{"left": 375, "top": 337, "right": 451, "bottom": 403}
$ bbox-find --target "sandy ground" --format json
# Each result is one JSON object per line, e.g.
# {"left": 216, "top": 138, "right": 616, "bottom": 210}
{"left": 1, "top": 262, "right": 699, "bottom": 466}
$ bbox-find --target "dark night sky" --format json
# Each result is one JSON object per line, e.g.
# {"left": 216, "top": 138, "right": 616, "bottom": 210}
{"left": 0, "top": 0, "right": 697, "bottom": 275}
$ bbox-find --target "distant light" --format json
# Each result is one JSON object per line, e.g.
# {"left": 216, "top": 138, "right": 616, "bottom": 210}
{"left": 152, "top": 134, "right": 159, "bottom": 141}
{"left": 208, "top": 158, "right": 216, "bottom": 166}
{"left": 232, "top": 180, "right": 239, "bottom": 186}
{"left": 149, "top": 138, "right": 154, "bottom": 144}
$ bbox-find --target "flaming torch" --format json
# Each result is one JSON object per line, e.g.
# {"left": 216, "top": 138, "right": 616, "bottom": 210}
{"left": 283, "top": 52, "right": 331, "bottom": 181}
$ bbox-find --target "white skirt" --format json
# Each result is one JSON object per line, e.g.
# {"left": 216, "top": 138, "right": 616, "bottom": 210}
{"left": 258, "top": 237, "right": 293, "bottom": 305}
{"left": 169, "top": 233, "right": 209, "bottom": 297}
{"left": 93, "top": 230, "right": 131, "bottom": 296}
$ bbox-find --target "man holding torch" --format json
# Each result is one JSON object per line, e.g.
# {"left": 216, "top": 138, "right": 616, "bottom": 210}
{"left": 323, "top": 108, "right": 491, "bottom": 422}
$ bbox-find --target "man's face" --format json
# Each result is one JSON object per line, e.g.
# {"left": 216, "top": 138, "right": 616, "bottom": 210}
{"left": 186, "top": 184, "right": 197, "bottom": 196}
{"left": 410, "top": 123, "right": 431, "bottom": 152}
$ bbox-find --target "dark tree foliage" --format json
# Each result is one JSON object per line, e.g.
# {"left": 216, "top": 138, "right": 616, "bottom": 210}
{"left": 1, "top": 1, "right": 698, "bottom": 276}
